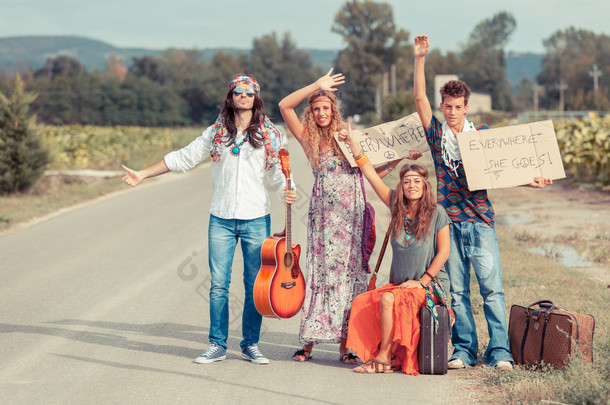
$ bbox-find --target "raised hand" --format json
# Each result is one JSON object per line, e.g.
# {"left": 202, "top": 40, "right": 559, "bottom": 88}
{"left": 337, "top": 121, "right": 353, "bottom": 143}
{"left": 406, "top": 150, "right": 423, "bottom": 160}
{"left": 121, "top": 164, "right": 144, "bottom": 187}
{"left": 316, "top": 68, "right": 346, "bottom": 92}
{"left": 414, "top": 35, "right": 430, "bottom": 58}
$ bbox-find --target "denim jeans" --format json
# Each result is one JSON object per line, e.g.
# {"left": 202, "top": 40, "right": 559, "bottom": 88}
{"left": 447, "top": 221, "right": 513, "bottom": 366}
{"left": 208, "top": 214, "right": 270, "bottom": 351}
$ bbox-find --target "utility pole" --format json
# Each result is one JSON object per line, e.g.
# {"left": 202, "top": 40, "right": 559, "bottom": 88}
{"left": 390, "top": 64, "right": 396, "bottom": 95}
{"left": 589, "top": 64, "right": 602, "bottom": 92}
{"left": 557, "top": 80, "right": 568, "bottom": 112}
{"left": 382, "top": 72, "right": 389, "bottom": 100}
{"left": 533, "top": 83, "right": 541, "bottom": 119}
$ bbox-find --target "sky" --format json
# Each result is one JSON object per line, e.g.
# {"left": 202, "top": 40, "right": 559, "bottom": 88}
{"left": 2, "top": 0, "right": 609, "bottom": 54}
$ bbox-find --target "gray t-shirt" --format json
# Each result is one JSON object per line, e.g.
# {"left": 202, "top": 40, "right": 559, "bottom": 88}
{"left": 388, "top": 198, "right": 451, "bottom": 293}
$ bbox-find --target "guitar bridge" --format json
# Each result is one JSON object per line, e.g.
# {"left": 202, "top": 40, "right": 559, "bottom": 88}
{"left": 281, "top": 281, "right": 296, "bottom": 289}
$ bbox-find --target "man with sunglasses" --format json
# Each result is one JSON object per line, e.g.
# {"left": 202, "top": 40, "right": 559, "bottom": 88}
{"left": 122, "top": 74, "right": 296, "bottom": 365}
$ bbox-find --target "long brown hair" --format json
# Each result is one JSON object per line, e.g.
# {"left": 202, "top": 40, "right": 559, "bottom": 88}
{"left": 300, "top": 90, "right": 347, "bottom": 168}
{"left": 389, "top": 164, "right": 437, "bottom": 242}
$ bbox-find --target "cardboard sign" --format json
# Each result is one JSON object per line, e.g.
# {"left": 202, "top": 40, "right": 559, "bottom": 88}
{"left": 456, "top": 120, "right": 566, "bottom": 190}
{"left": 336, "top": 113, "right": 429, "bottom": 167}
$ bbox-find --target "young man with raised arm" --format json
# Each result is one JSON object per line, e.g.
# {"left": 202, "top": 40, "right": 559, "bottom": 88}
{"left": 413, "top": 35, "right": 551, "bottom": 371}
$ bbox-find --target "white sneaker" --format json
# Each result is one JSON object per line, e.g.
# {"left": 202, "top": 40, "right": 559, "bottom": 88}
{"left": 495, "top": 360, "right": 514, "bottom": 372}
{"left": 448, "top": 358, "right": 466, "bottom": 369}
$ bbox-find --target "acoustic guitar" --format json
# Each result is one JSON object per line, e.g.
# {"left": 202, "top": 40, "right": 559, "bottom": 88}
{"left": 253, "top": 149, "right": 305, "bottom": 319}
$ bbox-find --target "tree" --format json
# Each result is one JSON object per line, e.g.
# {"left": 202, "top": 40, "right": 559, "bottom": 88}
{"left": 33, "top": 55, "right": 86, "bottom": 81}
{"left": 250, "top": 32, "right": 321, "bottom": 120}
{"left": 536, "top": 27, "right": 610, "bottom": 110}
{"left": 332, "top": 0, "right": 410, "bottom": 118}
{"left": 30, "top": 56, "right": 89, "bottom": 124}
{"left": 0, "top": 76, "right": 49, "bottom": 194}
{"left": 103, "top": 53, "right": 127, "bottom": 83}
{"left": 130, "top": 56, "right": 168, "bottom": 84}
{"left": 513, "top": 77, "right": 535, "bottom": 111}
{"left": 199, "top": 51, "right": 248, "bottom": 125}
{"left": 459, "top": 11, "right": 516, "bottom": 111}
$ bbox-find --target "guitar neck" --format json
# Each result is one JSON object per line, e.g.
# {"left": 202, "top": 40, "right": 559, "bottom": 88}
{"left": 285, "top": 178, "right": 292, "bottom": 254}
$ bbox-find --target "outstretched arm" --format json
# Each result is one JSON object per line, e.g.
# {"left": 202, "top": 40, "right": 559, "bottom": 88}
{"left": 278, "top": 68, "right": 345, "bottom": 153}
{"left": 413, "top": 35, "right": 433, "bottom": 134}
{"left": 375, "top": 149, "right": 422, "bottom": 179}
{"left": 121, "top": 160, "right": 169, "bottom": 187}
{"left": 337, "top": 123, "right": 392, "bottom": 207}
{"left": 376, "top": 159, "right": 401, "bottom": 179}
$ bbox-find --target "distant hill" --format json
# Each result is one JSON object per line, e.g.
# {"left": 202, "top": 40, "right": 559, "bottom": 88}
{"left": 505, "top": 51, "right": 544, "bottom": 84}
{"left": 0, "top": 35, "right": 337, "bottom": 74}
{"left": 0, "top": 36, "right": 160, "bottom": 72}
{"left": 0, "top": 35, "right": 539, "bottom": 86}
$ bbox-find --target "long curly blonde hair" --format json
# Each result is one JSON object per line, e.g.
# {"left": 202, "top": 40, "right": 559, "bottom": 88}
{"left": 300, "top": 90, "right": 347, "bottom": 168}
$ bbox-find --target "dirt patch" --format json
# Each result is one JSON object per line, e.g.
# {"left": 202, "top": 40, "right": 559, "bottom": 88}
{"left": 489, "top": 179, "right": 610, "bottom": 285}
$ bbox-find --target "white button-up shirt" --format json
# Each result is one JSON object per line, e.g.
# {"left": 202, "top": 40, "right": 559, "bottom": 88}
{"left": 164, "top": 125, "right": 291, "bottom": 220}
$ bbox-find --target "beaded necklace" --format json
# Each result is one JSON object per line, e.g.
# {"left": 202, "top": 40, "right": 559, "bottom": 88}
{"left": 403, "top": 215, "right": 418, "bottom": 246}
{"left": 231, "top": 133, "right": 249, "bottom": 156}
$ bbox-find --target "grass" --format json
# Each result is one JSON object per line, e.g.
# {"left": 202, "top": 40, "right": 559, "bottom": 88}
{"left": 463, "top": 227, "right": 610, "bottom": 404}
{"left": 592, "top": 233, "right": 610, "bottom": 265}
{"left": 514, "top": 229, "right": 544, "bottom": 244}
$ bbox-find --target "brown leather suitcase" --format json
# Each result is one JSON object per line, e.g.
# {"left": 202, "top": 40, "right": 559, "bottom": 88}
{"left": 508, "top": 300, "right": 595, "bottom": 369}
{"left": 419, "top": 305, "right": 449, "bottom": 375}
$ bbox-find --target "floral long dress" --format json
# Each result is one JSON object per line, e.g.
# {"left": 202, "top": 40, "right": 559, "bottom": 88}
{"left": 299, "top": 151, "right": 368, "bottom": 344}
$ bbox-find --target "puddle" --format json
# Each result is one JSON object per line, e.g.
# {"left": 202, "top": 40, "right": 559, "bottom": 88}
{"left": 497, "top": 214, "right": 532, "bottom": 227}
{"left": 528, "top": 243, "right": 592, "bottom": 268}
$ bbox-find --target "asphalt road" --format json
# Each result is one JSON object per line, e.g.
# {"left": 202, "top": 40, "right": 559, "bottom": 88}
{"left": 0, "top": 138, "right": 478, "bottom": 404}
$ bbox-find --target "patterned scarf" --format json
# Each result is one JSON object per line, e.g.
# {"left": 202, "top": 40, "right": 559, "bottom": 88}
{"left": 441, "top": 119, "right": 477, "bottom": 175}
{"left": 209, "top": 76, "right": 283, "bottom": 170}
{"left": 425, "top": 277, "right": 456, "bottom": 338}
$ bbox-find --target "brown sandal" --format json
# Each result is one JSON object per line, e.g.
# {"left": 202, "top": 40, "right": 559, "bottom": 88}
{"left": 292, "top": 349, "right": 312, "bottom": 362}
{"left": 353, "top": 358, "right": 394, "bottom": 373}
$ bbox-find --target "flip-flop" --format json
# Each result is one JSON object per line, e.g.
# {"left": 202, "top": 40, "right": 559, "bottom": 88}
{"left": 292, "top": 349, "right": 312, "bottom": 362}
{"left": 340, "top": 353, "right": 358, "bottom": 364}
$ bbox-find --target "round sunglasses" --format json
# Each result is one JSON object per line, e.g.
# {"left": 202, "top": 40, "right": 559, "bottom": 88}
{"left": 232, "top": 88, "right": 256, "bottom": 98}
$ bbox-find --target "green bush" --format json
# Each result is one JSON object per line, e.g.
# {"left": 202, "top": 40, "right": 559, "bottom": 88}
{"left": 0, "top": 77, "right": 49, "bottom": 194}
{"left": 555, "top": 114, "right": 610, "bottom": 186}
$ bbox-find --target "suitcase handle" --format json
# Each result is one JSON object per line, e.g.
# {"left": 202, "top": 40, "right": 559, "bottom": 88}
{"left": 526, "top": 300, "right": 556, "bottom": 319}
{"left": 526, "top": 300, "right": 555, "bottom": 310}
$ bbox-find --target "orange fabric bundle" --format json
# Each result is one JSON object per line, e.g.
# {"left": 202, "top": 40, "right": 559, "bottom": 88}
{"left": 346, "top": 283, "right": 428, "bottom": 375}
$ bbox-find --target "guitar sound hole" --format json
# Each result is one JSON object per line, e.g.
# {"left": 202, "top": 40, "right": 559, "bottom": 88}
{"left": 283, "top": 253, "right": 293, "bottom": 268}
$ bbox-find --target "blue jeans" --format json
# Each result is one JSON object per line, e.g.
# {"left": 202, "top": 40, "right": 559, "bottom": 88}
{"left": 208, "top": 214, "right": 270, "bottom": 351}
{"left": 447, "top": 221, "right": 513, "bottom": 366}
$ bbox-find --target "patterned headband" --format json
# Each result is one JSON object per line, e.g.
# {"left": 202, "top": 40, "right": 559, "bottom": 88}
{"left": 229, "top": 75, "right": 260, "bottom": 93}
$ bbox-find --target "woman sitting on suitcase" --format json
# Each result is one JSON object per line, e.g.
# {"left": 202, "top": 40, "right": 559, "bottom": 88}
{"left": 339, "top": 125, "right": 452, "bottom": 375}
